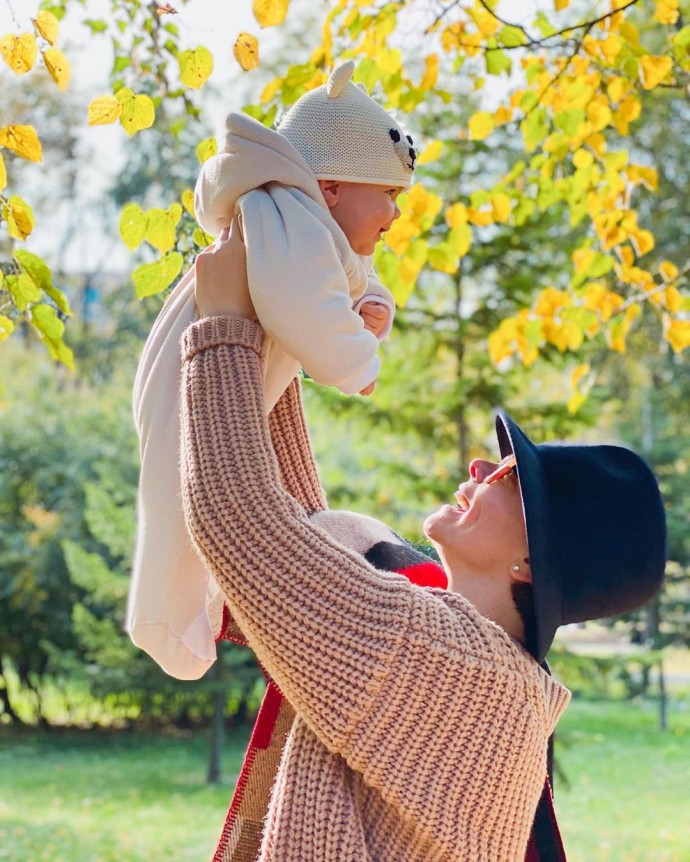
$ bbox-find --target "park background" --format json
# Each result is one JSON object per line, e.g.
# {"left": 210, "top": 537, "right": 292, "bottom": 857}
{"left": 1, "top": 0, "right": 689, "bottom": 859}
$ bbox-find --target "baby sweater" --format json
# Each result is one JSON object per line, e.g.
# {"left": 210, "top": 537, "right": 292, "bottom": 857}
{"left": 179, "top": 317, "right": 572, "bottom": 862}
{"left": 127, "top": 111, "right": 396, "bottom": 681}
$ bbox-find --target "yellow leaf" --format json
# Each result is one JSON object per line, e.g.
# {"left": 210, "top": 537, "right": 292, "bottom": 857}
{"left": 664, "top": 286, "right": 682, "bottom": 312}
{"left": 0, "top": 124, "right": 42, "bottom": 162}
{"left": 196, "top": 137, "right": 218, "bottom": 164}
{"left": 88, "top": 95, "right": 122, "bottom": 127}
{"left": 448, "top": 223, "right": 472, "bottom": 257}
{"left": 600, "top": 34, "right": 622, "bottom": 61}
{"left": 420, "top": 54, "right": 438, "bottom": 90}
{"left": 234, "top": 32, "right": 259, "bottom": 71}
{"left": 116, "top": 89, "right": 155, "bottom": 136}
{"left": 626, "top": 164, "right": 658, "bottom": 191}
{"left": 0, "top": 32, "right": 38, "bottom": 75}
{"left": 119, "top": 203, "right": 147, "bottom": 250}
{"left": 468, "top": 111, "right": 494, "bottom": 141}
{"left": 145, "top": 205, "right": 182, "bottom": 254}
{"left": 665, "top": 318, "right": 690, "bottom": 353}
{"left": 43, "top": 48, "right": 70, "bottom": 91}
{"left": 587, "top": 101, "right": 612, "bottom": 131}
{"left": 491, "top": 192, "right": 512, "bottom": 223}
{"left": 181, "top": 189, "right": 195, "bottom": 217}
{"left": 606, "top": 76, "right": 629, "bottom": 103}
{"left": 2, "top": 195, "right": 35, "bottom": 240}
{"left": 253, "top": 0, "right": 289, "bottom": 28}
{"left": 0, "top": 153, "right": 5, "bottom": 191}
{"left": 32, "top": 10, "right": 59, "bottom": 45}
{"left": 0, "top": 314, "right": 14, "bottom": 342}
{"left": 417, "top": 140, "right": 443, "bottom": 166}
{"left": 178, "top": 46, "right": 213, "bottom": 90}
{"left": 567, "top": 390, "right": 586, "bottom": 414}
{"left": 493, "top": 104, "right": 513, "bottom": 125}
{"left": 659, "top": 260, "right": 678, "bottom": 282}
{"left": 571, "top": 362, "right": 591, "bottom": 388}
{"left": 446, "top": 202, "right": 468, "bottom": 229}
{"left": 554, "top": 0, "right": 570, "bottom": 9}
{"left": 630, "top": 229, "right": 654, "bottom": 257}
{"left": 132, "top": 252, "right": 184, "bottom": 298}
{"left": 467, "top": 207, "right": 493, "bottom": 227}
{"left": 654, "top": 0, "right": 679, "bottom": 25}
{"left": 573, "top": 148, "right": 594, "bottom": 170}
{"left": 260, "top": 77, "right": 281, "bottom": 104}
{"left": 639, "top": 55, "right": 673, "bottom": 90}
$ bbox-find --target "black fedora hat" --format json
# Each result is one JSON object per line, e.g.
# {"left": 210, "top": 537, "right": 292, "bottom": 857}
{"left": 495, "top": 411, "right": 667, "bottom": 663}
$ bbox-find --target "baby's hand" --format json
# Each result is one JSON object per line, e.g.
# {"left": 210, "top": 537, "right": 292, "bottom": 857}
{"left": 359, "top": 301, "right": 388, "bottom": 338}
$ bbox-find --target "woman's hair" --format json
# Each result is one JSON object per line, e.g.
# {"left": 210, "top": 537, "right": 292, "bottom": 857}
{"left": 511, "top": 581, "right": 538, "bottom": 659}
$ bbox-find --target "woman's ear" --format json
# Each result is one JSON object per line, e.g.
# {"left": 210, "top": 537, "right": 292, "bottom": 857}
{"left": 510, "top": 557, "right": 532, "bottom": 584}
{"left": 318, "top": 179, "right": 341, "bottom": 209}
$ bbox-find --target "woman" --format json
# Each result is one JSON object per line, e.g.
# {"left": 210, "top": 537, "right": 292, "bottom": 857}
{"left": 178, "top": 222, "right": 666, "bottom": 862}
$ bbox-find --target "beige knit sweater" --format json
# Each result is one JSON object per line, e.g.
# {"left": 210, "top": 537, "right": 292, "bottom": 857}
{"left": 179, "top": 317, "right": 571, "bottom": 862}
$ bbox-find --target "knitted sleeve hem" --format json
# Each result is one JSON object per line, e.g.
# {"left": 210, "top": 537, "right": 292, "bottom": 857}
{"left": 181, "top": 316, "right": 264, "bottom": 361}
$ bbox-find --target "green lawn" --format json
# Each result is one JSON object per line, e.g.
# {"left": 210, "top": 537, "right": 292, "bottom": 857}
{"left": 0, "top": 698, "right": 688, "bottom": 861}
{"left": 556, "top": 698, "right": 690, "bottom": 862}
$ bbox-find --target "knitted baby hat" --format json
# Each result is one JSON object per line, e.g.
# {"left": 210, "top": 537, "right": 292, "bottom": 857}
{"left": 277, "top": 60, "right": 416, "bottom": 188}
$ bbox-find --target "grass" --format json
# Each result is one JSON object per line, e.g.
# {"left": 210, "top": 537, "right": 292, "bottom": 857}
{"left": 0, "top": 727, "right": 249, "bottom": 862}
{"left": 0, "top": 698, "right": 688, "bottom": 861}
{"left": 556, "top": 697, "right": 690, "bottom": 861}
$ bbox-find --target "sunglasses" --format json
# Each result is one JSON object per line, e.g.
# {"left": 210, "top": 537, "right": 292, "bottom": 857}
{"left": 484, "top": 454, "right": 517, "bottom": 485}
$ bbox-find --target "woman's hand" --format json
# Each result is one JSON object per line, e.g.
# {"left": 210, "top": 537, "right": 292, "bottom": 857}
{"left": 194, "top": 218, "right": 256, "bottom": 320}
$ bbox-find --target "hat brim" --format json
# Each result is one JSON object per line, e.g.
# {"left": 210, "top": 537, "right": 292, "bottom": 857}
{"left": 495, "top": 410, "right": 562, "bottom": 663}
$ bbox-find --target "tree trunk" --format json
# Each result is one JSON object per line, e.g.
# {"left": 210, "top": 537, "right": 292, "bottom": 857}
{"left": 207, "top": 648, "right": 226, "bottom": 784}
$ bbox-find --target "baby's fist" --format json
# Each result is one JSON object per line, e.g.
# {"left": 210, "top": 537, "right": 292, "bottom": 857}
{"left": 359, "top": 301, "right": 388, "bottom": 338}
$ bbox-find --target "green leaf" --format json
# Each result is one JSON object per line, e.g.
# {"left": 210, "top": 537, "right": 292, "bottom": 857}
{"left": 498, "top": 25, "right": 527, "bottom": 47}
{"left": 5, "top": 272, "right": 40, "bottom": 311}
{"left": 486, "top": 48, "right": 511, "bottom": 76}
{"left": 112, "top": 54, "right": 130, "bottom": 74}
{"left": 534, "top": 11, "right": 557, "bottom": 37}
{"left": 14, "top": 249, "right": 72, "bottom": 314}
{"left": 84, "top": 19, "right": 107, "bottom": 34}
{"left": 30, "top": 303, "right": 74, "bottom": 369}
{"left": 132, "top": 252, "right": 183, "bottom": 298}
{"left": 519, "top": 91, "right": 539, "bottom": 113}
{"left": 554, "top": 109, "right": 585, "bottom": 136}
{"left": 520, "top": 108, "right": 549, "bottom": 152}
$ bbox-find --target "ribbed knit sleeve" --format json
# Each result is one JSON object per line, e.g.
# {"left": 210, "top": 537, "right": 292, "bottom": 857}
{"left": 268, "top": 377, "right": 327, "bottom": 514}
{"left": 180, "top": 317, "right": 414, "bottom": 750}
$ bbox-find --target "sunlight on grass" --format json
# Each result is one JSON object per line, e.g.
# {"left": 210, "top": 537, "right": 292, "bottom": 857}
{"left": 0, "top": 699, "right": 688, "bottom": 861}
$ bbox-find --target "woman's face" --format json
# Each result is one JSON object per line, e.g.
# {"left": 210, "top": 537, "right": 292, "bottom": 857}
{"left": 423, "top": 456, "right": 529, "bottom": 585}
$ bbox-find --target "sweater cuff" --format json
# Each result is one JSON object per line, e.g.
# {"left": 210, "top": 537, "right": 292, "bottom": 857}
{"left": 181, "top": 317, "right": 264, "bottom": 362}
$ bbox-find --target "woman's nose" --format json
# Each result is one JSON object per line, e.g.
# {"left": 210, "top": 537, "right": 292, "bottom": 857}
{"left": 469, "top": 458, "right": 496, "bottom": 482}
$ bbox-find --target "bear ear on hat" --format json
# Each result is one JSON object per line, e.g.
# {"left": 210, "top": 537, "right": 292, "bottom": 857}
{"left": 326, "top": 60, "right": 355, "bottom": 98}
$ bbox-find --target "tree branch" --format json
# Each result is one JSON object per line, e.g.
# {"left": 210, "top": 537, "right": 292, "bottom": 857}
{"left": 429, "top": 0, "right": 642, "bottom": 51}
{"left": 617, "top": 262, "right": 690, "bottom": 315}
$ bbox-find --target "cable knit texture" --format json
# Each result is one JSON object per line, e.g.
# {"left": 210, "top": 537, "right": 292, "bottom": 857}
{"left": 179, "top": 317, "right": 572, "bottom": 862}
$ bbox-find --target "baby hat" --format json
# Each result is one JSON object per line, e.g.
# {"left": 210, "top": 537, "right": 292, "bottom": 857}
{"left": 277, "top": 60, "right": 416, "bottom": 188}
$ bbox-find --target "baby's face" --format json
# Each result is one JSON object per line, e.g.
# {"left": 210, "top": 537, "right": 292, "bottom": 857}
{"left": 318, "top": 181, "right": 404, "bottom": 256}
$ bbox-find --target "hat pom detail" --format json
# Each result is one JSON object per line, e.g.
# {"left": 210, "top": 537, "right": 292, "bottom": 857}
{"left": 327, "top": 60, "right": 355, "bottom": 99}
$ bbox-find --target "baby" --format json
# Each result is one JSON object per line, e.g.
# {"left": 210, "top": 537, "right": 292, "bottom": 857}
{"left": 127, "top": 61, "right": 417, "bottom": 681}
{"left": 194, "top": 59, "right": 417, "bottom": 406}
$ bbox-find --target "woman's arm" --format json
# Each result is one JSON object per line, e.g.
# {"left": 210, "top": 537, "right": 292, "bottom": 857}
{"left": 180, "top": 314, "right": 413, "bottom": 753}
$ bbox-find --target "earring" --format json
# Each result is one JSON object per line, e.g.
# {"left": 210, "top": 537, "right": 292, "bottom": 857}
{"left": 511, "top": 564, "right": 521, "bottom": 573}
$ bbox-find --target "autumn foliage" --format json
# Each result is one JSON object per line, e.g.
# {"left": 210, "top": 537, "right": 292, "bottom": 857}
{"left": 1, "top": 0, "right": 689, "bottom": 408}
